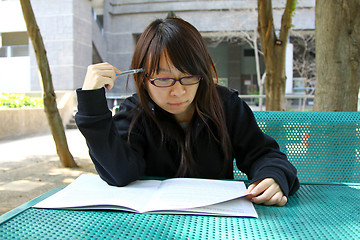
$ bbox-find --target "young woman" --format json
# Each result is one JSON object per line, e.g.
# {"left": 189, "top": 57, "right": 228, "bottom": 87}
{"left": 76, "top": 17, "right": 299, "bottom": 206}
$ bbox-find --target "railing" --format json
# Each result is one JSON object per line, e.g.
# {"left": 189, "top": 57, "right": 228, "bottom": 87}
{"left": 106, "top": 94, "right": 315, "bottom": 111}
{"left": 239, "top": 94, "right": 315, "bottom": 111}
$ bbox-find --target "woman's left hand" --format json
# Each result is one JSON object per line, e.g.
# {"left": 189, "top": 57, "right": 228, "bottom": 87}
{"left": 244, "top": 178, "right": 287, "bottom": 206}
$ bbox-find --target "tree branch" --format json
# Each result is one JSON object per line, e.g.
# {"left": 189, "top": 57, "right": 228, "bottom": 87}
{"left": 280, "top": 0, "right": 297, "bottom": 43}
{"left": 258, "top": 0, "right": 276, "bottom": 52}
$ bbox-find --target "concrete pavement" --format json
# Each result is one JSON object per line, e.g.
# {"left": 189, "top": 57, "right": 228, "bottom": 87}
{"left": 0, "top": 129, "right": 96, "bottom": 215}
{"left": 0, "top": 129, "right": 89, "bottom": 165}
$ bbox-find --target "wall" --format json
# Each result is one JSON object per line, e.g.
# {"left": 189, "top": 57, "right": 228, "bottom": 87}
{"left": 0, "top": 57, "right": 31, "bottom": 92}
{"left": 29, "top": 0, "right": 93, "bottom": 91}
{"left": 0, "top": 1, "right": 26, "bottom": 32}
{"left": 0, "top": 1, "right": 31, "bottom": 92}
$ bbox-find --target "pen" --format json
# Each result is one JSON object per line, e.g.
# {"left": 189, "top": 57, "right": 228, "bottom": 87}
{"left": 116, "top": 68, "right": 145, "bottom": 76}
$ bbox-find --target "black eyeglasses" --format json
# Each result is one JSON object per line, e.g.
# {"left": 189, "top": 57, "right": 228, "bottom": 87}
{"left": 147, "top": 75, "right": 202, "bottom": 88}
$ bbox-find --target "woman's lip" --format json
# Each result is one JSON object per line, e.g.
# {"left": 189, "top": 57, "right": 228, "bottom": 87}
{"left": 169, "top": 101, "right": 187, "bottom": 106}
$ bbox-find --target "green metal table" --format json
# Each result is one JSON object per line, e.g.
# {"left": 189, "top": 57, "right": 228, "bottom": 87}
{"left": 1, "top": 183, "right": 359, "bottom": 239}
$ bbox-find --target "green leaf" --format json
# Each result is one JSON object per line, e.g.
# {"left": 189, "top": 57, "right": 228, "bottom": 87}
{"left": 0, "top": 93, "right": 43, "bottom": 108}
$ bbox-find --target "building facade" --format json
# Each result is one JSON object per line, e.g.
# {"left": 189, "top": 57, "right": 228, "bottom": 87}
{"left": 0, "top": 0, "right": 315, "bottom": 97}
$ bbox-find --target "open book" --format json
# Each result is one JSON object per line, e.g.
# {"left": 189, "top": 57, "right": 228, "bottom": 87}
{"left": 34, "top": 174, "right": 258, "bottom": 218}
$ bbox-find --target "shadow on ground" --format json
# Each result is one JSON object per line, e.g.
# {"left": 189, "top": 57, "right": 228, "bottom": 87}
{"left": 0, "top": 156, "right": 96, "bottom": 215}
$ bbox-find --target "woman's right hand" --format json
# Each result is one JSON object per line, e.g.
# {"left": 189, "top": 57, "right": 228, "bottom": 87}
{"left": 82, "top": 62, "right": 121, "bottom": 91}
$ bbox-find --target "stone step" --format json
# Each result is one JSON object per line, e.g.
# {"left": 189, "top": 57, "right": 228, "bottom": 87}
{"left": 65, "top": 107, "right": 78, "bottom": 129}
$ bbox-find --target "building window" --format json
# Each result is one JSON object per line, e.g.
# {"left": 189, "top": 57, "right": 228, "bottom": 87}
{"left": 244, "top": 49, "right": 255, "bottom": 57}
{"left": 91, "top": 8, "right": 104, "bottom": 35}
{"left": 0, "top": 31, "right": 29, "bottom": 57}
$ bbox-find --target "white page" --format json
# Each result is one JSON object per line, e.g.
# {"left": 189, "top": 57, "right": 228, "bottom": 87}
{"left": 34, "top": 174, "right": 160, "bottom": 212}
{"left": 154, "top": 197, "right": 258, "bottom": 218}
{"left": 182, "top": 197, "right": 258, "bottom": 218}
{"left": 144, "top": 178, "right": 248, "bottom": 212}
{"left": 34, "top": 174, "right": 256, "bottom": 218}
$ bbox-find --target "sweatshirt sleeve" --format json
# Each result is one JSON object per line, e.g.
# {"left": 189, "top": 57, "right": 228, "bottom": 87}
{"left": 75, "top": 88, "right": 146, "bottom": 186}
{"left": 224, "top": 90, "right": 299, "bottom": 197}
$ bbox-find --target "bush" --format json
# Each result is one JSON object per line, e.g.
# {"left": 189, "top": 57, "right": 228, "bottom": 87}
{"left": 0, "top": 93, "right": 43, "bottom": 108}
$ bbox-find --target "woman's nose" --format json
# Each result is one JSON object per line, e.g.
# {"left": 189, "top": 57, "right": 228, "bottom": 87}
{"left": 170, "top": 81, "right": 186, "bottom": 97}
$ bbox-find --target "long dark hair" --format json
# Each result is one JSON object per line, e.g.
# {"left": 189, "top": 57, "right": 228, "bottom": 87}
{"left": 130, "top": 17, "right": 232, "bottom": 177}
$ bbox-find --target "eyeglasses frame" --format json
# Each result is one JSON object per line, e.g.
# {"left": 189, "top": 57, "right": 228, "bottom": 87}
{"left": 147, "top": 75, "right": 202, "bottom": 88}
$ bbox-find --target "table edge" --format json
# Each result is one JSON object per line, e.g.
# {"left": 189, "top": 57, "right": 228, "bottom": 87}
{"left": 0, "top": 186, "right": 65, "bottom": 225}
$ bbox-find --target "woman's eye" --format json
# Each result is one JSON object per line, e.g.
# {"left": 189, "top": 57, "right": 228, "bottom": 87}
{"left": 156, "top": 78, "right": 171, "bottom": 82}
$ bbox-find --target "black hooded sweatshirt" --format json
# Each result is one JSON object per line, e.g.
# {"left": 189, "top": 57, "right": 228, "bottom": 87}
{"left": 75, "top": 85, "right": 299, "bottom": 197}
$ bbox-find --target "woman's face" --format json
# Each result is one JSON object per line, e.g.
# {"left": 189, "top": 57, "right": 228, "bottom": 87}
{"left": 146, "top": 53, "right": 199, "bottom": 122}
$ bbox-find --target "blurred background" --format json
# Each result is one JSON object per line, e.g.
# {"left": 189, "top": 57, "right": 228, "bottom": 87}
{"left": 0, "top": 0, "right": 316, "bottom": 111}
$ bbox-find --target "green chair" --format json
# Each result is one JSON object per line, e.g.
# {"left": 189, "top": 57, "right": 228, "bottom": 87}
{"left": 234, "top": 111, "right": 360, "bottom": 183}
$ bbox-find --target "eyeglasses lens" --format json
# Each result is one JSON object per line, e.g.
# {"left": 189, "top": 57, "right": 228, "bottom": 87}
{"left": 153, "top": 76, "right": 201, "bottom": 87}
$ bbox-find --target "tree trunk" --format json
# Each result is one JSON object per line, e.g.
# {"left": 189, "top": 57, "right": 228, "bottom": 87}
{"left": 314, "top": 0, "right": 360, "bottom": 111}
{"left": 257, "top": 0, "right": 296, "bottom": 110}
{"left": 20, "top": 0, "right": 77, "bottom": 167}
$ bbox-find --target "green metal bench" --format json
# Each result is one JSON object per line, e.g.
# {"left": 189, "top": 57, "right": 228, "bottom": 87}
{"left": 234, "top": 111, "right": 360, "bottom": 183}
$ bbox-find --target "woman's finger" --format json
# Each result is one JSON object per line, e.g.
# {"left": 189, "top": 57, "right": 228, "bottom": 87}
{"left": 244, "top": 182, "right": 258, "bottom": 195}
{"left": 262, "top": 191, "right": 285, "bottom": 206}
{"left": 250, "top": 183, "right": 278, "bottom": 204}
{"left": 82, "top": 63, "right": 118, "bottom": 90}
{"left": 277, "top": 195, "right": 288, "bottom": 207}
{"left": 248, "top": 178, "right": 274, "bottom": 195}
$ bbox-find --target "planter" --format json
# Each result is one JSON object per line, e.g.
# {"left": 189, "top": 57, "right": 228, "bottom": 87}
{"left": 0, "top": 91, "right": 75, "bottom": 140}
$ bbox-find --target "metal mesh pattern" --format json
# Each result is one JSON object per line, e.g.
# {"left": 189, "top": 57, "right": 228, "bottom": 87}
{"left": 234, "top": 111, "right": 360, "bottom": 183}
{"left": 1, "top": 184, "right": 359, "bottom": 239}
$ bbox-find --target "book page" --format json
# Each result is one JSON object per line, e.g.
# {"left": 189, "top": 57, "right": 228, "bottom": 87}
{"left": 144, "top": 178, "right": 248, "bottom": 212}
{"left": 34, "top": 174, "right": 160, "bottom": 212}
{"left": 34, "top": 174, "right": 256, "bottom": 218}
{"left": 153, "top": 197, "right": 258, "bottom": 218}
{"left": 182, "top": 197, "right": 258, "bottom": 218}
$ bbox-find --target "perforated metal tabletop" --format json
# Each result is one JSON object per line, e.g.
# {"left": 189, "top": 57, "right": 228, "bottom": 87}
{"left": 1, "top": 183, "right": 359, "bottom": 239}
